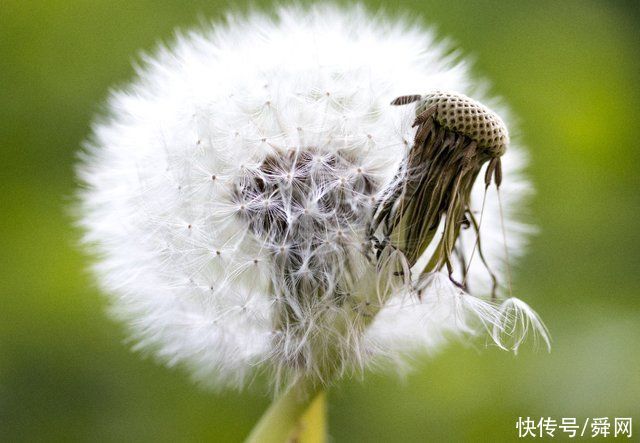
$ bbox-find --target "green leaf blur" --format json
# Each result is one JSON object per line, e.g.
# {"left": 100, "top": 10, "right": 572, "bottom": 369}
{"left": 1, "top": 1, "right": 638, "bottom": 441}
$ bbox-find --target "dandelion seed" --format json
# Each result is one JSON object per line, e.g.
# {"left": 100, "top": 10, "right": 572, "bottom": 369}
{"left": 76, "top": 5, "right": 548, "bottom": 394}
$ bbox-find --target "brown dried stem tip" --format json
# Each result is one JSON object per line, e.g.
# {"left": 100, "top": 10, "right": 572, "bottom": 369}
{"left": 373, "top": 91, "right": 508, "bottom": 289}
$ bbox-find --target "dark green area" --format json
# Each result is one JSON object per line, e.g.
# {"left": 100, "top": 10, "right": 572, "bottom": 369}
{"left": 1, "top": 1, "right": 638, "bottom": 441}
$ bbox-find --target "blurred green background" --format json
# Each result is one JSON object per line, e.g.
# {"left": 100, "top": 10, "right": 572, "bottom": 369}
{"left": 1, "top": 0, "right": 639, "bottom": 441}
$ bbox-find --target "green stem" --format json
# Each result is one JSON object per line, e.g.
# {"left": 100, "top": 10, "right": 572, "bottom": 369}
{"left": 296, "top": 391, "right": 326, "bottom": 442}
{"left": 245, "top": 379, "right": 322, "bottom": 443}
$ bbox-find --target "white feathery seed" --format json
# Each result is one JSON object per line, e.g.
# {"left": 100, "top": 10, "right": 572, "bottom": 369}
{"left": 77, "top": 4, "right": 549, "bottom": 390}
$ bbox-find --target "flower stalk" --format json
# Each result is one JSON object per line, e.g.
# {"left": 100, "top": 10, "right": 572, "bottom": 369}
{"left": 245, "top": 379, "right": 324, "bottom": 443}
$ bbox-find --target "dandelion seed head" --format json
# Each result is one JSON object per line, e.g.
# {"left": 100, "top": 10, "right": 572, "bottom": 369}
{"left": 77, "top": 4, "right": 547, "bottom": 390}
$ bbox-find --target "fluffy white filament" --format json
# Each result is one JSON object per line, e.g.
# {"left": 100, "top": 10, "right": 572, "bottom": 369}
{"left": 77, "top": 4, "right": 548, "bottom": 390}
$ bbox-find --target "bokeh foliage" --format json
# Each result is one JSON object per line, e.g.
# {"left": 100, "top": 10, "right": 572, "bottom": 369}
{"left": 1, "top": 1, "right": 638, "bottom": 441}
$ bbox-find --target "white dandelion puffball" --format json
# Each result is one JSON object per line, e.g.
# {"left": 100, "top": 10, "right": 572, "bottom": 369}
{"left": 77, "top": 5, "right": 549, "bottom": 390}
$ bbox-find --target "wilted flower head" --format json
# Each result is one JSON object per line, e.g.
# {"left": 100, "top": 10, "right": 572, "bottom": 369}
{"left": 77, "top": 5, "right": 549, "bottom": 391}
